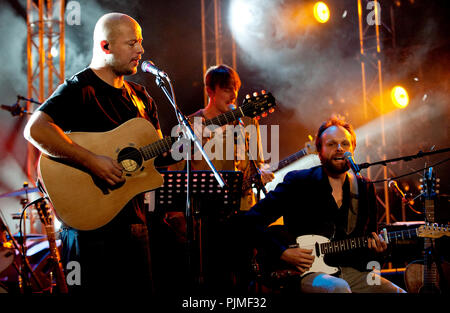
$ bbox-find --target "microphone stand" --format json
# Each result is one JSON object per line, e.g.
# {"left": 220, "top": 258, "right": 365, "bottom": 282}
{"left": 0, "top": 95, "right": 40, "bottom": 117}
{"left": 357, "top": 147, "right": 450, "bottom": 169}
{"left": 234, "top": 118, "right": 267, "bottom": 201}
{"left": 249, "top": 160, "right": 267, "bottom": 201}
{"left": 153, "top": 74, "right": 225, "bottom": 287}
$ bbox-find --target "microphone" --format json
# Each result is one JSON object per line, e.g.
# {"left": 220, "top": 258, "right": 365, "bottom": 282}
{"left": 343, "top": 151, "right": 361, "bottom": 178}
{"left": 228, "top": 104, "right": 244, "bottom": 126}
{"left": 1, "top": 104, "right": 27, "bottom": 116}
{"left": 388, "top": 180, "right": 406, "bottom": 198}
{"left": 141, "top": 60, "right": 167, "bottom": 78}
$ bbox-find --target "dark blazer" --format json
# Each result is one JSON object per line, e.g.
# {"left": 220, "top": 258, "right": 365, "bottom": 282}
{"left": 242, "top": 165, "right": 382, "bottom": 271}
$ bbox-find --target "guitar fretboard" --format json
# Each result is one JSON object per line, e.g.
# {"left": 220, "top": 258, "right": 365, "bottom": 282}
{"left": 203, "top": 93, "right": 274, "bottom": 127}
{"left": 140, "top": 136, "right": 174, "bottom": 160}
{"left": 205, "top": 108, "right": 245, "bottom": 127}
{"left": 319, "top": 228, "right": 419, "bottom": 255}
{"left": 271, "top": 148, "right": 308, "bottom": 172}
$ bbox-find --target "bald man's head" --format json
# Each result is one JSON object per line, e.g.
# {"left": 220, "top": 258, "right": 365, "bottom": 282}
{"left": 93, "top": 13, "right": 138, "bottom": 46}
{"left": 91, "top": 13, "right": 144, "bottom": 76}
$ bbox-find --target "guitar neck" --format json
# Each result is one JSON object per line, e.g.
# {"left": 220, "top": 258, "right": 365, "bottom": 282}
{"left": 44, "top": 224, "right": 69, "bottom": 293}
{"left": 320, "top": 228, "right": 419, "bottom": 255}
{"left": 425, "top": 199, "right": 435, "bottom": 223}
{"left": 139, "top": 136, "right": 174, "bottom": 161}
{"left": 242, "top": 147, "right": 309, "bottom": 191}
{"left": 44, "top": 225, "right": 62, "bottom": 262}
{"left": 423, "top": 192, "right": 437, "bottom": 289}
{"left": 204, "top": 108, "right": 244, "bottom": 127}
{"left": 423, "top": 238, "right": 438, "bottom": 289}
{"left": 270, "top": 148, "right": 308, "bottom": 173}
{"left": 138, "top": 105, "right": 254, "bottom": 161}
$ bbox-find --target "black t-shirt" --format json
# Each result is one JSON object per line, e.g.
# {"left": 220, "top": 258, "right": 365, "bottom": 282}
{"left": 38, "top": 67, "right": 161, "bottom": 227}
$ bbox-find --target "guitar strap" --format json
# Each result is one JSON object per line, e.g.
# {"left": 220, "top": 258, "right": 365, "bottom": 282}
{"left": 124, "top": 81, "right": 150, "bottom": 120}
{"left": 346, "top": 171, "right": 359, "bottom": 235}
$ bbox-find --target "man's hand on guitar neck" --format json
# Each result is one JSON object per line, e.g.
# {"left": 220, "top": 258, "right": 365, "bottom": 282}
{"left": 280, "top": 247, "right": 315, "bottom": 275}
{"left": 368, "top": 232, "right": 388, "bottom": 254}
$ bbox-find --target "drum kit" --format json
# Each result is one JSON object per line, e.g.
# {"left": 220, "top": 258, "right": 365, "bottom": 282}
{"left": 0, "top": 183, "right": 62, "bottom": 293}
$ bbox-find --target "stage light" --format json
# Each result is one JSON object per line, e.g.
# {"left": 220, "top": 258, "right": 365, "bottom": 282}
{"left": 50, "top": 46, "right": 59, "bottom": 57}
{"left": 391, "top": 86, "right": 409, "bottom": 108}
{"left": 313, "top": 2, "right": 330, "bottom": 23}
{"left": 229, "top": 0, "right": 257, "bottom": 35}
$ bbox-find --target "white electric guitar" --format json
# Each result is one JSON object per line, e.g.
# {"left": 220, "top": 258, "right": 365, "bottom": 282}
{"left": 270, "top": 223, "right": 450, "bottom": 278}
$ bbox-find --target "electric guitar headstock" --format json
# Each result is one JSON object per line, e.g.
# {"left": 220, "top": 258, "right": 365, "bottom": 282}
{"left": 304, "top": 136, "right": 317, "bottom": 155}
{"left": 420, "top": 167, "right": 439, "bottom": 200}
{"left": 417, "top": 223, "right": 450, "bottom": 239}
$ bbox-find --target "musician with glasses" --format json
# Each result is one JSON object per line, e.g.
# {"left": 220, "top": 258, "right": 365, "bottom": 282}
{"left": 243, "top": 116, "right": 406, "bottom": 293}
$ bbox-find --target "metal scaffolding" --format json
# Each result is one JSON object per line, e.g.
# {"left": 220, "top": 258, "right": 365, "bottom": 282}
{"left": 26, "top": 0, "right": 65, "bottom": 182}
{"left": 357, "top": 0, "right": 398, "bottom": 224}
{"left": 200, "top": 0, "right": 237, "bottom": 106}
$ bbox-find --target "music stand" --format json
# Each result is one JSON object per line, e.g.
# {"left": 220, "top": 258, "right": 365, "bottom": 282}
{"left": 154, "top": 170, "right": 243, "bottom": 286}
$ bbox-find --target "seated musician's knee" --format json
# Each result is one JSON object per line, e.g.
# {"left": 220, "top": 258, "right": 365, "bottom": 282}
{"left": 301, "top": 273, "right": 351, "bottom": 293}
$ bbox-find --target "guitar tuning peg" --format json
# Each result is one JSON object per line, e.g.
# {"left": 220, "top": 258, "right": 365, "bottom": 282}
{"left": 436, "top": 178, "right": 440, "bottom": 183}
{"left": 253, "top": 92, "right": 259, "bottom": 97}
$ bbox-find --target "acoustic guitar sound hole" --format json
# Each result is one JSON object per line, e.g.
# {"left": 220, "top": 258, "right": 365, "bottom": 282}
{"left": 117, "top": 147, "right": 143, "bottom": 172}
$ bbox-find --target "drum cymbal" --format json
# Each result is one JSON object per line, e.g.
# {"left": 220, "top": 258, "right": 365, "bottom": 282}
{"left": 0, "top": 187, "right": 40, "bottom": 199}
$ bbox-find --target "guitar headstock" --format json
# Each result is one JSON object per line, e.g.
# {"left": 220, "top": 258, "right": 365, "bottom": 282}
{"left": 417, "top": 223, "right": 450, "bottom": 239}
{"left": 420, "top": 167, "right": 439, "bottom": 200}
{"left": 36, "top": 199, "right": 53, "bottom": 227}
{"left": 304, "top": 136, "right": 317, "bottom": 155}
{"left": 241, "top": 91, "right": 276, "bottom": 119}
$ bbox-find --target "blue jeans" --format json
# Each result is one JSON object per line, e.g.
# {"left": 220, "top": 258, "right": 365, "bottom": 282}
{"left": 300, "top": 267, "right": 406, "bottom": 293}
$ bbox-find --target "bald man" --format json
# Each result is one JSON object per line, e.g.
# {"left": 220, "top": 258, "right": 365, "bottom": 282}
{"left": 24, "top": 13, "right": 166, "bottom": 293}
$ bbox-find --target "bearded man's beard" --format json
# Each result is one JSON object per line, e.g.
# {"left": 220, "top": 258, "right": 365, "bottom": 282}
{"left": 321, "top": 157, "right": 349, "bottom": 175}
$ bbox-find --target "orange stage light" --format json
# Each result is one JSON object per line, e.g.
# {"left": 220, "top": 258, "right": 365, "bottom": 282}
{"left": 313, "top": 2, "right": 330, "bottom": 23}
{"left": 391, "top": 86, "right": 409, "bottom": 108}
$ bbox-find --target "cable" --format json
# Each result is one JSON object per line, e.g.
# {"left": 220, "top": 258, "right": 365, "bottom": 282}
{"left": 371, "top": 157, "right": 450, "bottom": 184}
{"left": 18, "top": 197, "right": 47, "bottom": 258}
